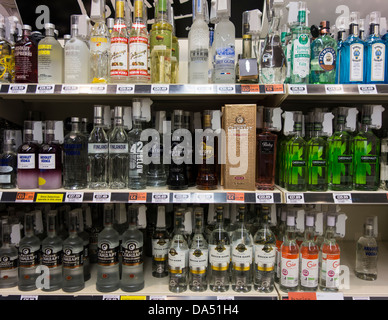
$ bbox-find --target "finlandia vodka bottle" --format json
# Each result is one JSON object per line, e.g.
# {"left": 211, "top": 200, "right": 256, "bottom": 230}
{"left": 209, "top": 206, "right": 230, "bottom": 292}
{"left": 88, "top": 106, "right": 109, "bottom": 189}
{"left": 189, "top": 207, "right": 208, "bottom": 292}
{"left": 121, "top": 207, "right": 145, "bottom": 292}
{"left": 62, "top": 210, "right": 85, "bottom": 292}
{"left": 253, "top": 206, "right": 276, "bottom": 292}
{"left": 96, "top": 204, "right": 120, "bottom": 292}
{"left": 41, "top": 211, "right": 63, "bottom": 291}
{"left": 18, "top": 213, "right": 41, "bottom": 291}
{"left": 152, "top": 205, "right": 170, "bottom": 278}
{"left": 109, "top": 106, "right": 129, "bottom": 189}
{"left": 355, "top": 216, "right": 378, "bottom": 281}
{"left": 63, "top": 117, "right": 88, "bottom": 189}
{"left": 0, "top": 223, "right": 18, "bottom": 288}
{"left": 168, "top": 208, "right": 189, "bottom": 293}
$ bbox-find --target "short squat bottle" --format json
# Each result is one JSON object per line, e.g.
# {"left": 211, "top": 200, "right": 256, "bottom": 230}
{"left": 0, "top": 223, "right": 18, "bottom": 288}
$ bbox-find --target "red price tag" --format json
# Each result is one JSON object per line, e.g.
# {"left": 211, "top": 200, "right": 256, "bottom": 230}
{"left": 16, "top": 192, "right": 35, "bottom": 202}
{"left": 226, "top": 192, "right": 245, "bottom": 203}
{"left": 265, "top": 84, "right": 284, "bottom": 93}
{"left": 128, "top": 192, "right": 147, "bottom": 202}
{"left": 241, "top": 84, "right": 260, "bottom": 94}
{"left": 288, "top": 292, "right": 317, "bottom": 300}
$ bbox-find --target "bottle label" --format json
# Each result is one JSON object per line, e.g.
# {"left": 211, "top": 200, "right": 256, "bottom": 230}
{"left": 209, "top": 243, "right": 230, "bottom": 270}
{"left": 232, "top": 242, "right": 252, "bottom": 271}
{"left": 63, "top": 247, "right": 84, "bottom": 268}
{"left": 168, "top": 247, "right": 188, "bottom": 271}
{"left": 109, "top": 143, "right": 129, "bottom": 154}
{"left": 15, "top": 45, "right": 34, "bottom": 81}
{"left": 38, "top": 154, "right": 56, "bottom": 170}
{"left": 121, "top": 240, "right": 143, "bottom": 266}
{"left": 129, "top": 37, "right": 149, "bottom": 77}
{"left": 90, "top": 36, "right": 109, "bottom": 52}
{"left": 318, "top": 47, "right": 336, "bottom": 71}
{"left": 360, "top": 155, "right": 378, "bottom": 163}
{"left": 110, "top": 33, "right": 129, "bottom": 77}
{"left": 97, "top": 241, "right": 119, "bottom": 266}
{"left": 292, "top": 35, "right": 311, "bottom": 78}
{"left": 0, "top": 253, "right": 18, "bottom": 270}
{"left": 260, "top": 140, "right": 275, "bottom": 154}
{"left": 214, "top": 46, "right": 235, "bottom": 80}
{"left": 190, "top": 49, "right": 209, "bottom": 63}
{"left": 18, "top": 154, "right": 36, "bottom": 169}
{"left": 19, "top": 246, "right": 40, "bottom": 268}
{"left": 291, "top": 160, "right": 306, "bottom": 167}
{"left": 0, "top": 174, "right": 11, "bottom": 183}
{"left": 152, "top": 238, "right": 170, "bottom": 259}
{"left": 300, "top": 253, "right": 318, "bottom": 288}
{"left": 321, "top": 253, "right": 340, "bottom": 288}
{"left": 88, "top": 143, "right": 108, "bottom": 154}
{"left": 42, "top": 246, "right": 63, "bottom": 268}
{"left": 280, "top": 253, "right": 299, "bottom": 287}
{"left": 371, "top": 43, "right": 386, "bottom": 82}
{"left": 129, "top": 142, "right": 144, "bottom": 173}
{"left": 189, "top": 248, "right": 208, "bottom": 272}
{"left": 253, "top": 244, "right": 276, "bottom": 271}
{"left": 150, "top": 30, "right": 172, "bottom": 51}
{"left": 312, "top": 160, "right": 326, "bottom": 167}
{"left": 337, "top": 155, "right": 353, "bottom": 163}
{"left": 350, "top": 43, "right": 364, "bottom": 82}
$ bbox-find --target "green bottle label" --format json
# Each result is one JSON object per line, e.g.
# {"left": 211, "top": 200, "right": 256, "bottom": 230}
{"left": 150, "top": 29, "right": 172, "bottom": 51}
{"left": 298, "top": 11, "right": 306, "bottom": 24}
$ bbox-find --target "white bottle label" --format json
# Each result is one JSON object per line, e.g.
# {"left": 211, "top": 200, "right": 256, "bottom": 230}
{"left": 209, "top": 243, "right": 230, "bottom": 270}
{"left": 110, "top": 34, "right": 129, "bottom": 77}
{"left": 232, "top": 242, "right": 252, "bottom": 270}
{"left": 129, "top": 38, "right": 149, "bottom": 77}
{"left": 17, "top": 154, "right": 36, "bottom": 169}
{"left": 189, "top": 248, "right": 208, "bottom": 270}
{"left": 109, "top": 143, "right": 129, "bottom": 154}
{"left": 0, "top": 174, "right": 11, "bottom": 183}
{"left": 300, "top": 253, "right": 319, "bottom": 288}
{"left": 90, "top": 36, "right": 109, "bottom": 52}
{"left": 38, "top": 154, "right": 56, "bottom": 169}
{"left": 88, "top": 143, "right": 108, "bottom": 154}
{"left": 214, "top": 46, "right": 235, "bottom": 81}
{"left": 292, "top": 34, "right": 311, "bottom": 78}
{"left": 321, "top": 253, "right": 340, "bottom": 288}
{"left": 350, "top": 43, "right": 364, "bottom": 81}
{"left": 371, "top": 43, "right": 386, "bottom": 82}
{"left": 168, "top": 247, "right": 188, "bottom": 270}
{"left": 280, "top": 253, "right": 299, "bottom": 288}
{"left": 152, "top": 239, "right": 170, "bottom": 257}
{"left": 253, "top": 244, "right": 276, "bottom": 271}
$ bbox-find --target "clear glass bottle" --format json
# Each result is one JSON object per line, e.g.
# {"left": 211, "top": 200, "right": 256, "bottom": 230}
{"left": 77, "top": 209, "right": 91, "bottom": 282}
{"left": 96, "top": 204, "right": 120, "bottom": 292}
{"left": 120, "top": 206, "right": 145, "bottom": 292}
{"left": 0, "top": 136, "right": 17, "bottom": 189}
{"left": 15, "top": 24, "right": 38, "bottom": 83}
{"left": 170, "top": 5, "right": 179, "bottom": 84}
{"left": 0, "top": 19, "right": 14, "bottom": 83}
{"left": 275, "top": 209, "right": 287, "bottom": 283}
{"left": 37, "top": 23, "right": 63, "bottom": 83}
{"left": 152, "top": 205, "right": 170, "bottom": 278}
{"left": 380, "top": 132, "right": 388, "bottom": 190}
{"left": 0, "top": 223, "right": 18, "bottom": 288}
{"left": 335, "top": 17, "right": 347, "bottom": 84}
{"left": 88, "top": 105, "right": 109, "bottom": 189}
{"left": 355, "top": 216, "right": 378, "bottom": 281}
{"left": 41, "top": 210, "right": 63, "bottom": 291}
{"left": 63, "top": 117, "right": 88, "bottom": 190}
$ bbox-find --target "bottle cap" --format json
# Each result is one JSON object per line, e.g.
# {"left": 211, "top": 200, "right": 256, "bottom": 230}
{"left": 107, "top": 18, "right": 114, "bottom": 29}
{"left": 286, "top": 215, "right": 295, "bottom": 226}
{"left": 22, "top": 24, "right": 32, "bottom": 31}
{"left": 370, "top": 11, "right": 381, "bottom": 25}
{"left": 349, "top": 12, "right": 360, "bottom": 25}
{"left": 327, "top": 215, "right": 336, "bottom": 227}
{"left": 94, "top": 105, "right": 103, "bottom": 118}
{"left": 305, "top": 215, "right": 315, "bottom": 227}
{"left": 91, "top": 0, "right": 106, "bottom": 20}
{"left": 132, "top": 100, "right": 142, "bottom": 118}
{"left": 44, "top": 23, "right": 55, "bottom": 30}
{"left": 114, "top": 106, "right": 123, "bottom": 118}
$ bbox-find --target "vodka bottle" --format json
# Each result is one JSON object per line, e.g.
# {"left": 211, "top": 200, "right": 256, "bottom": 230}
{"left": 121, "top": 206, "right": 145, "bottom": 292}
{"left": 253, "top": 206, "right": 276, "bottom": 292}
{"left": 38, "top": 23, "right": 63, "bottom": 83}
{"left": 41, "top": 211, "right": 63, "bottom": 291}
{"left": 0, "top": 137, "right": 17, "bottom": 189}
{"left": 231, "top": 206, "right": 253, "bottom": 292}
{"left": 0, "top": 223, "right": 18, "bottom": 288}
{"left": 0, "top": 19, "right": 13, "bottom": 83}
{"left": 38, "top": 121, "right": 62, "bottom": 190}
{"left": 209, "top": 206, "right": 230, "bottom": 292}
{"left": 170, "top": 5, "right": 179, "bottom": 84}
{"left": 90, "top": 0, "right": 110, "bottom": 83}
{"left": 355, "top": 216, "right": 378, "bottom": 281}
{"left": 76, "top": 209, "right": 91, "bottom": 281}
{"left": 275, "top": 209, "right": 287, "bottom": 283}
{"left": 188, "top": 0, "right": 210, "bottom": 84}
{"left": 63, "top": 210, "right": 85, "bottom": 292}
{"left": 15, "top": 25, "right": 38, "bottom": 83}
{"left": 109, "top": 106, "right": 129, "bottom": 189}
{"left": 152, "top": 205, "right": 170, "bottom": 278}
{"left": 107, "top": 18, "right": 114, "bottom": 35}
{"left": 168, "top": 208, "right": 189, "bottom": 293}
{"left": 189, "top": 207, "right": 208, "bottom": 292}
{"left": 17, "top": 121, "right": 39, "bottom": 189}
{"left": 88, "top": 106, "right": 109, "bottom": 189}
{"left": 96, "top": 204, "right": 120, "bottom": 292}
{"left": 63, "top": 117, "right": 88, "bottom": 190}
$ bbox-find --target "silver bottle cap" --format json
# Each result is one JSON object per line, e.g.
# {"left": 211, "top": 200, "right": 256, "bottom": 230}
{"left": 23, "top": 25, "right": 32, "bottom": 31}
{"left": 71, "top": 117, "right": 80, "bottom": 123}
{"left": 94, "top": 105, "right": 103, "bottom": 118}
{"left": 44, "top": 23, "right": 55, "bottom": 30}
{"left": 114, "top": 106, "right": 123, "bottom": 118}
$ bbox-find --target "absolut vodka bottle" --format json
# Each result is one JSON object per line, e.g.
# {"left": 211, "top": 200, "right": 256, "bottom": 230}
{"left": 152, "top": 205, "right": 170, "bottom": 278}
{"left": 0, "top": 223, "right": 18, "bottom": 288}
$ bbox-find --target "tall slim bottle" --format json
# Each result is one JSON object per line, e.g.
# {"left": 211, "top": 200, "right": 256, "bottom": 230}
{"left": 0, "top": 137, "right": 17, "bottom": 189}
{"left": 77, "top": 209, "right": 91, "bottom": 281}
{"left": 152, "top": 205, "right": 170, "bottom": 278}
{"left": 380, "top": 132, "right": 388, "bottom": 190}
{"left": 170, "top": 5, "right": 179, "bottom": 84}
{"left": 275, "top": 209, "right": 287, "bottom": 283}
{"left": 15, "top": 25, "right": 38, "bottom": 83}
{"left": 0, "top": 20, "right": 13, "bottom": 83}
{"left": 0, "top": 223, "right": 18, "bottom": 288}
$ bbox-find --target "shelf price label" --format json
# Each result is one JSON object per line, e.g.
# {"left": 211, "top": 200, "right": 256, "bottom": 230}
{"left": 92, "top": 192, "right": 111, "bottom": 203}
{"left": 128, "top": 192, "right": 147, "bottom": 203}
{"left": 333, "top": 193, "right": 352, "bottom": 204}
{"left": 89, "top": 84, "right": 107, "bottom": 94}
{"left": 216, "top": 85, "right": 236, "bottom": 94}
{"left": 15, "top": 192, "right": 35, "bottom": 202}
{"left": 285, "top": 193, "right": 305, "bottom": 204}
{"left": 325, "top": 84, "right": 344, "bottom": 94}
{"left": 151, "top": 84, "right": 169, "bottom": 94}
{"left": 255, "top": 193, "right": 274, "bottom": 203}
{"left": 172, "top": 193, "right": 191, "bottom": 203}
{"left": 358, "top": 84, "right": 377, "bottom": 94}
{"left": 226, "top": 192, "right": 245, "bottom": 203}
{"left": 265, "top": 84, "right": 284, "bottom": 94}
{"left": 192, "top": 193, "right": 215, "bottom": 203}
{"left": 151, "top": 192, "right": 170, "bottom": 203}
{"left": 193, "top": 85, "right": 214, "bottom": 94}
{"left": 65, "top": 192, "right": 84, "bottom": 203}
{"left": 241, "top": 84, "right": 261, "bottom": 94}
{"left": 36, "top": 84, "right": 55, "bottom": 94}
{"left": 288, "top": 84, "right": 307, "bottom": 94}
{"left": 102, "top": 295, "right": 121, "bottom": 300}
{"left": 8, "top": 84, "right": 27, "bottom": 94}
{"left": 61, "top": 85, "right": 80, "bottom": 94}
{"left": 116, "top": 84, "right": 135, "bottom": 94}
{"left": 36, "top": 193, "right": 64, "bottom": 203}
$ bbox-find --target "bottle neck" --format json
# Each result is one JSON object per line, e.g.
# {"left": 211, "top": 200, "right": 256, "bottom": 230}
{"left": 370, "top": 24, "right": 380, "bottom": 37}
{"left": 94, "top": 117, "right": 104, "bottom": 126}
{"left": 304, "top": 226, "right": 315, "bottom": 241}
{"left": 71, "top": 122, "right": 81, "bottom": 133}
{"left": 133, "top": 117, "right": 142, "bottom": 129}
{"left": 297, "top": 10, "right": 307, "bottom": 26}
{"left": 156, "top": 0, "right": 169, "bottom": 23}
{"left": 335, "top": 116, "right": 346, "bottom": 132}
{"left": 242, "top": 36, "right": 252, "bottom": 58}
{"left": 45, "top": 28, "right": 55, "bottom": 38}
{"left": 313, "top": 123, "right": 323, "bottom": 137}
{"left": 134, "top": 0, "right": 144, "bottom": 22}
{"left": 349, "top": 24, "right": 359, "bottom": 37}
{"left": 324, "top": 226, "right": 336, "bottom": 241}
{"left": 286, "top": 225, "right": 296, "bottom": 241}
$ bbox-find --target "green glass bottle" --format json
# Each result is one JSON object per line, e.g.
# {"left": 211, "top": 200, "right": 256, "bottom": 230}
{"left": 328, "top": 107, "right": 353, "bottom": 191}
{"left": 285, "top": 112, "right": 307, "bottom": 191}
{"left": 353, "top": 106, "right": 380, "bottom": 191}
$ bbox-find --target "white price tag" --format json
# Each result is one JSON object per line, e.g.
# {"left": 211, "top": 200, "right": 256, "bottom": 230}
{"left": 89, "top": 84, "right": 107, "bottom": 94}
{"left": 172, "top": 193, "right": 191, "bottom": 203}
{"left": 151, "top": 84, "right": 169, "bottom": 94}
{"left": 102, "top": 295, "right": 120, "bottom": 300}
{"left": 61, "top": 85, "right": 80, "bottom": 94}
{"left": 316, "top": 292, "right": 344, "bottom": 300}
{"left": 286, "top": 193, "right": 305, "bottom": 204}
{"left": 193, "top": 85, "right": 214, "bottom": 94}
{"left": 116, "top": 84, "right": 135, "bottom": 94}
{"left": 358, "top": 84, "right": 378, "bottom": 94}
{"left": 8, "top": 84, "right": 27, "bottom": 94}
{"left": 149, "top": 296, "right": 167, "bottom": 300}
{"left": 332, "top": 193, "right": 352, "bottom": 204}
{"left": 288, "top": 84, "right": 307, "bottom": 94}
{"left": 20, "top": 296, "right": 39, "bottom": 300}
{"left": 255, "top": 193, "right": 274, "bottom": 203}
{"left": 151, "top": 192, "right": 170, "bottom": 203}
{"left": 325, "top": 84, "right": 344, "bottom": 94}
{"left": 216, "top": 85, "right": 236, "bottom": 94}
{"left": 65, "top": 192, "right": 84, "bottom": 203}
{"left": 92, "top": 192, "right": 111, "bottom": 203}
{"left": 192, "top": 193, "right": 215, "bottom": 203}
{"left": 36, "top": 84, "right": 55, "bottom": 94}
{"left": 217, "top": 296, "right": 235, "bottom": 300}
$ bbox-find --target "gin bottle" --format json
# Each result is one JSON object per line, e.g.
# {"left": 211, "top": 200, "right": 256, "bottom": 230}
{"left": 380, "top": 132, "right": 388, "bottom": 190}
{"left": 0, "top": 137, "right": 17, "bottom": 189}
{"left": 96, "top": 204, "right": 120, "bottom": 292}
{"left": 0, "top": 19, "right": 13, "bottom": 83}
{"left": 109, "top": 106, "right": 129, "bottom": 189}
{"left": 168, "top": 208, "right": 189, "bottom": 293}
{"left": 231, "top": 206, "right": 253, "bottom": 293}
{"left": 15, "top": 25, "right": 38, "bottom": 83}
{"left": 88, "top": 106, "right": 109, "bottom": 189}
{"left": 152, "top": 205, "right": 170, "bottom": 278}
{"left": 121, "top": 206, "right": 145, "bottom": 292}
{"left": 355, "top": 216, "right": 378, "bottom": 281}
{"left": 41, "top": 211, "right": 63, "bottom": 291}
{"left": 63, "top": 117, "right": 88, "bottom": 190}
{"left": 62, "top": 210, "right": 85, "bottom": 292}
{"left": 0, "top": 223, "right": 18, "bottom": 288}
{"left": 335, "top": 17, "right": 347, "bottom": 84}
{"left": 38, "top": 23, "right": 63, "bottom": 83}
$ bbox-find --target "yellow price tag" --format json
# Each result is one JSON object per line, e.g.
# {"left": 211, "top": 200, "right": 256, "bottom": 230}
{"left": 36, "top": 193, "right": 64, "bottom": 203}
{"left": 120, "top": 296, "right": 147, "bottom": 300}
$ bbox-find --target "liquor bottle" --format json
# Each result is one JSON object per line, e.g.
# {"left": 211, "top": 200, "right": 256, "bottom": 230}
{"left": 121, "top": 206, "right": 145, "bottom": 292}
{"left": 189, "top": 207, "right": 208, "bottom": 292}
{"left": 0, "top": 137, "right": 17, "bottom": 189}
{"left": 41, "top": 210, "right": 63, "bottom": 291}
{"left": 184, "top": 111, "right": 196, "bottom": 187}
{"left": 328, "top": 107, "right": 353, "bottom": 191}
{"left": 168, "top": 208, "right": 189, "bottom": 293}
{"left": 0, "top": 223, "right": 18, "bottom": 288}
{"left": 353, "top": 106, "right": 380, "bottom": 191}
{"left": 64, "top": 19, "right": 90, "bottom": 84}
{"left": 38, "top": 121, "right": 62, "bottom": 190}
{"left": 253, "top": 206, "right": 276, "bottom": 292}
{"left": 340, "top": 12, "right": 365, "bottom": 84}
{"left": 96, "top": 204, "right": 120, "bottom": 292}
{"left": 88, "top": 106, "right": 109, "bottom": 189}
{"left": 365, "top": 11, "right": 386, "bottom": 84}
{"left": 279, "top": 213, "right": 299, "bottom": 292}
{"left": 281, "top": 24, "right": 292, "bottom": 83}
{"left": 152, "top": 205, "right": 170, "bottom": 278}
{"left": 275, "top": 209, "right": 287, "bottom": 283}
{"left": 196, "top": 110, "right": 218, "bottom": 190}
{"left": 107, "top": 18, "right": 114, "bottom": 35}
{"left": 236, "top": 33, "right": 259, "bottom": 84}
{"left": 256, "top": 107, "right": 278, "bottom": 190}
{"left": 290, "top": 2, "right": 311, "bottom": 84}
{"left": 355, "top": 216, "right": 378, "bottom": 281}
{"left": 231, "top": 206, "right": 253, "bottom": 293}
{"left": 319, "top": 215, "right": 340, "bottom": 292}
{"left": 170, "top": 5, "right": 179, "bottom": 84}
{"left": 37, "top": 23, "right": 63, "bottom": 83}
{"left": 307, "top": 112, "right": 328, "bottom": 191}
{"left": 63, "top": 117, "right": 88, "bottom": 190}
{"left": 150, "top": 0, "right": 173, "bottom": 84}
{"left": 380, "top": 131, "right": 388, "bottom": 190}
{"left": 359, "top": 19, "right": 366, "bottom": 41}
{"left": 77, "top": 209, "right": 91, "bottom": 281}
{"left": 110, "top": 0, "right": 129, "bottom": 83}
{"left": 0, "top": 19, "right": 14, "bottom": 83}
{"left": 63, "top": 210, "right": 85, "bottom": 292}
{"left": 14, "top": 25, "right": 38, "bottom": 83}
{"left": 285, "top": 112, "right": 307, "bottom": 191}
{"left": 208, "top": 206, "right": 230, "bottom": 292}
{"left": 128, "top": 101, "right": 147, "bottom": 189}
{"left": 90, "top": 0, "right": 110, "bottom": 83}
{"left": 167, "top": 110, "right": 189, "bottom": 190}
{"left": 109, "top": 106, "right": 129, "bottom": 189}
{"left": 17, "top": 121, "right": 39, "bottom": 189}
{"left": 213, "top": 0, "right": 235, "bottom": 83}
{"left": 335, "top": 17, "right": 347, "bottom": 84}
{"left": 129, "top": 0, "right": 150, "bottom": 83}
{"left": 299, "top": 214, "right": 319, "bottom": 291}
{"left": 188, "top": 0, "right": 210, "bottom": 84}
{"left": 310, "top": 21, "right": 338, "bottom": 84}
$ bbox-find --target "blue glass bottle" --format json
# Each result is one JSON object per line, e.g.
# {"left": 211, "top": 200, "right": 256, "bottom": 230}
{"left": 340, "top": 12, "right": 365, "bottom": 84}
{"left": 335, "top": 17, "right": 347, "bottom": 84}
{"left": 365, "top": 11, "right": 386, "bottom": 84}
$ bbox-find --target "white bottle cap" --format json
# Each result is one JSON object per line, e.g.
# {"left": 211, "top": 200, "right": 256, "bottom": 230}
{"left": 370, "top": 11, "right": 381, "bottom": 25}
{"left": 156, "top": 206, "right": 166, "bottom": 228}
{"left": 327, "top": 215, "right": 336, "bottom": 227}
{"left": 287, "top": 215, "right": 295, "bottom": 226}
{"left": 216, "top": 0, "right": 230, "bottom": 16}
{"left": 286, "top": 2, "right": 299, "bottom": 26}
{"left": 132, "top": 100, "right": 142, "bottom": 118}
{"left": 305, "top": 215, "right": 315, "bottom": 227}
